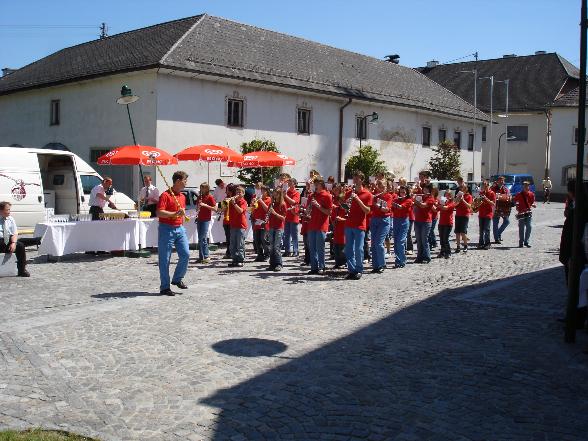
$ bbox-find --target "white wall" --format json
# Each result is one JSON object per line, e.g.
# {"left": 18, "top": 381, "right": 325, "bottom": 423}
{"left": 550, "top": 107, "right": 588, "bottom": 194}
{"left": 0, "top": 71, "right": 158, "bottom": 197}
{"left": 156, "top": 72, "right": 482, "bottom": 187}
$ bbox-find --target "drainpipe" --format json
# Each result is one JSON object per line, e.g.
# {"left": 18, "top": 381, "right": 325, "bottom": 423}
{"left": 338, "top": 97, "right": 353, "bottom": 182}
{"left": 544, "top": 106, "right": 552, "bottom": 179}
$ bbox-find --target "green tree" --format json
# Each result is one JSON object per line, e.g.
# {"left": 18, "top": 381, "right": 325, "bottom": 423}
{"left": 344, "top": 145, "right": 387, "bottom": 181}
{"left": 237, "top": 139, "right": 282, "bottom": 186}
{"left": 428, "top": 140, "right": 462, "bottom": 180}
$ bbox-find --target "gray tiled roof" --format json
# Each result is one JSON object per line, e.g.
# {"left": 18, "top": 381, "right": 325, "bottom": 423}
{"left": 552, "top": 86, "right": 584, "bottom": 107}
{"left": 0, "top": 14, "right": 486, "bottom": 121}
{"left": 418, "top": 53, "right": 579, "bottom": 113}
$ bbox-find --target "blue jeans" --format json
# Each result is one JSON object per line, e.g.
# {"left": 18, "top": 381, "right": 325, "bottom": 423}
{"left": 428, "top": 218, "right": 438, "bottom": 247}
{"left": 158, "top": 223, "right": 190, "bottom": 291}
{"left": 283, "top": 222, "right": 299, "bottom": 255}
{"left": 479, "top": 217, "right": 491, "bottom": 246}
{"left": 345, "top": 227, "right": 366, "bottom": 274}
{"left": 370, "top": 217, "right": 390, "bottom": 270}
{"left": 518, "top": 216, "right": 532, "bottom": 245}
{"left": 308, "top": 230, "right": 327, "bottom": 271}
{"left": 492, "top": 215, "right": 510, "bottom": 241}
{"left": 230, "top": 228, "right": 246, "bottom": 263}
{"left": 196, "top": 220, "right": 210, "bottom": 259}
{"left": 414, "top": 221, "right": 432, "bottom": 262}
{"left": 268, "top": 228, "right": 283, "bottom": 267}
{"left": 393, "top": 217, "right": 409, "bottom": 266}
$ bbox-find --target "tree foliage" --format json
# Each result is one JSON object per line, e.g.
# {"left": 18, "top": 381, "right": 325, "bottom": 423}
{"left": 344, "top": 145, "right": 387, "bottom": 181}
{"left": 237, "top": 139, "right": 282, "bottom": 186}
{"left": 428, "top": 141, "right": 462, "bottom": 180}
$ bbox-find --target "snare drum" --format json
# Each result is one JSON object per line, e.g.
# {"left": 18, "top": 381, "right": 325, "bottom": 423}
{"left": 495, "top": 193, "right": 512, "bottom": 217}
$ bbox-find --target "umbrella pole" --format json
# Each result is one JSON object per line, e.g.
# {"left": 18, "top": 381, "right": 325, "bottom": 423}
{"left": 208, "top": 162, "right": 210, "bottom": 185}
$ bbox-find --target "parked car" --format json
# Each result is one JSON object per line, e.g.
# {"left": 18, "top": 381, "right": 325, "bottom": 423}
{"left": 490, "top": 174, "right": 535, "bottom": 195}
{"left": 430, "top": 180, "right": 459, "bottom": 194}
{"left": 466, "top": 181, "right": 482, "bottom": 196}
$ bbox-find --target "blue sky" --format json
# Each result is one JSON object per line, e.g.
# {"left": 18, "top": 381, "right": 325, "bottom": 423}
{"left": 0, "top": 0, "right": 581, "bottom": 70}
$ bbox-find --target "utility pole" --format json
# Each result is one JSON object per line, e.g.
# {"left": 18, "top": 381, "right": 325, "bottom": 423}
{"left": 99, "top": 22, "right": 108, "bottom": 39}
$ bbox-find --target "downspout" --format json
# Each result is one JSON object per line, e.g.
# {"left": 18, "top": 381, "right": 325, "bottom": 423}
{"left": 338, "top": 97, "right": 353, "bottom": 182}
{"left": 544, "top": 106, "right": 552, "bottom": 180}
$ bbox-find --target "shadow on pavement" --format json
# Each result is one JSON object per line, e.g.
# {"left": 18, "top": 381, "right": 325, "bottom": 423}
{"left": 201, "top": 266, "right": 588, "bottom": 440}
{"left": 212, "top": 338, "right": 288, "bottom": 357}
{"left": 91, "top": 291, "right": 159, "bottom": 299}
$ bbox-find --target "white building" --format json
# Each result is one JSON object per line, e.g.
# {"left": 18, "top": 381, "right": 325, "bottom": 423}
{"left": 420, "top": 52, "right": 580, "bottom": 196}
{"left": 0, "top": 14, "right": 486, "bottom": 197}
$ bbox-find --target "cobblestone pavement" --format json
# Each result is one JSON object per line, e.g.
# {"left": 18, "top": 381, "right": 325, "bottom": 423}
{"left": 2, "top": 202, "right": 588, "bottom": 441}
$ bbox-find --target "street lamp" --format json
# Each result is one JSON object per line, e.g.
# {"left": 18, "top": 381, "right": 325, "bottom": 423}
{"left": 116, "top": 85, "right": 140, "bottom": 145}
{"left": 497, "top": 133, "right": 516, "bottom": 174}
{"left": 359, "top": 112, "right": 379, "bottom": 148}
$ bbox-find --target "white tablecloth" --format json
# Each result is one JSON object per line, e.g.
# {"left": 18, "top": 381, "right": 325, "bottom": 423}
{"left": 34, "top": 217, "right": 252, "bottom": 256}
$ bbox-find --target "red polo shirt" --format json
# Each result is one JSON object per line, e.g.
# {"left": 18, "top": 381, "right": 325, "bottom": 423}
{"left": 252, "top": 196, "right": 271, "bottom": 231}
{"left": 413, "top": 194, "right": 436, "bottom": 223}
{"left": 513, "top": 191, "right": 535, "bottom": 213}
{"left": 478, "top": 190, "right": 496, "bottom": 219}
{"left": 157, "top": 190, "right": 186, "bottom": 227}
{"left": 455, "top": 193, "right": 473, "bottom": 217}
{"left": 229, "top": 198, "right": 248, "bottom": 229}
{"left": 439, "top": 201, "right": 456, "bottom": 226}
{"left": 371, "top": 192, "right": 395, "bottom": 218}
{"left": 330, "top": 204, "right": 347, "bottom": 245}
{"left": 392, "top": 197, "right": 413, "bottom": 218}
{"left": 308, "top": 190, "right": 333, "bottom": 232}
{"left": 269, "top": 202, "right": 287, "bottom": 230}
{"left": 345, "top": 187, "right": 373, "bottom": 230}
{"left": 285, "top": 188, "right": 301, "bottom": 223}
{"left": 197, "top": 194, "right": 216, "bottom": 222}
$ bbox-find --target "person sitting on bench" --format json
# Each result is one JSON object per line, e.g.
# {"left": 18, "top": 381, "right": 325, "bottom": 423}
{"left": 0, "top": 201, "right": 30, "bottom": 277}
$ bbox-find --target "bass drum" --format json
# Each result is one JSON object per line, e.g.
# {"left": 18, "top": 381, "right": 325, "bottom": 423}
{"left": 495, "top": 193, "right": 512, "bottom": 217}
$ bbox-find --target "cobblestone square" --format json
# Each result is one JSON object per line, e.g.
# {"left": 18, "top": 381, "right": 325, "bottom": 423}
{"left": 1, "top": 203, "right": 588, "bottom": 441}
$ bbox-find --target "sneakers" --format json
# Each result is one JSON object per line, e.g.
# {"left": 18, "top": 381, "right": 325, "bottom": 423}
{"left": 455, "top": 247, "right": 461, "bottom": 253}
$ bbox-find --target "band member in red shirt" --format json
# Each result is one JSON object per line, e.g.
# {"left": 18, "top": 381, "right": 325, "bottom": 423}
{"left": 251, "top": 186, "right": 271, "bottom": 262}
{"left": 513, "top": 181, "right": 536, "bottom": 247}
{"left": 477, "top": 180, "right": 496, "bottom": 250}
{"left": 428, "top": 187, "right": 440, "bottom": 250}
{"left": 267, "top": 188, "right": 287, "bottom": 271}
{"left": 196, "top": 182, "right": 216, "bottom": 264}
{"left": 307, "top": 177, "right": 333, "bottom": 275}
{"left": 344, "top": 171, "right": 373, "bottom": 279}
{"left": 156, "top": 171, "right": 190, "bottom": 296}
{"left": 454, "top": 184, "right": 473, "bottom": 253}
{"left": 438, "top": 190, "right": 456, "bottom": 259}
{"left": 300, "top": 180, "right": 313, "bottom": 266}
{"left": 283, "top": 178, "right": 301, "bottom": 257}
{"left": 228, "top": 186, "right": 248, "bottom": 267}
{"left": 369, "top": 179, "right": 394, "bottom": 273}
{"left": 392, "top": 185, "right": 413, "bottom": 268}
{"left": 491, "top": 176, "right": 512, "bottom": 244}
{"left": 412, "top": 182, "right": 436, "bottom": 263}
{"left": 220, "top": 184, "right": 235, "bottom": 259}
{"left": 330, "top": 184, "right": 347, "bottom": 269}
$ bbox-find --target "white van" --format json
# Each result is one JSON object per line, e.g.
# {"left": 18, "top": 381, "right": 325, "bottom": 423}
{"left": 0, "top": 147, "right": 135, "bottom": 228}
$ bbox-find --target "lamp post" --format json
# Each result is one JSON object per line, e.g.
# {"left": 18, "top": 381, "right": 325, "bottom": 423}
{"left": 497, "top": 133, "right": 516, "bottom": 175}
{"left": 479, "top": 75, "right": 494, "bottom": 178}
{"left": 359, "top": 112, "right": 379, "bottom": 148}
{"left": 116, "top": 84, "right": 143, "bottom": 187}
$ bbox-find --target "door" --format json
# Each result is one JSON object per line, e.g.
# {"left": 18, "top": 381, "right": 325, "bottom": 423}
{"left": 0, "top": 170, "right": 44, "bottom": 228}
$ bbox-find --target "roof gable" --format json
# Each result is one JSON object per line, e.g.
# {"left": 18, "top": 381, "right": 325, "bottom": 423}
{"left": 419, "top": 53, "right": 579, "bottom": 112}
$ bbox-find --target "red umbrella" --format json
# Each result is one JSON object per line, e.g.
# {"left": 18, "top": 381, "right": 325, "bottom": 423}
{"left": 228, "top": 151, "right": 296, "bottom": 168}
{"left": 97, "top": 145, "right": 178, "bottom": 166}
{"left": 175, "top": 144, "right": 241, "bottom": 162}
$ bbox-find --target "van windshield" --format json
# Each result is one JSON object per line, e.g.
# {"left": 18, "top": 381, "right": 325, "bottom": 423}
{"left": 81, "top": 175, "right": 102, "bottom": 194}
{"left": 491, "top": 175, "right": 514, "bottom": 183}
{"left": 515, "top": 176, "right": 534, "bottom": 184}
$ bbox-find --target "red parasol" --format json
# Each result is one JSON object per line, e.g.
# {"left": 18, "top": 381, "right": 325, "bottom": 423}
{"left": 175, "top": 144, "right": 241, "bottom": 162}
{"left": 228, "top": 151, "right": 295, "bottom": 168}
{"left": 97, "top": 145, "right": 178, "bottom": 166}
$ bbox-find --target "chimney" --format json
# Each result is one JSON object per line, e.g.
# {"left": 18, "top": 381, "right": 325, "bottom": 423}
{"left": 385, "top": 54, "right": 400, "bottom": 64}
{"left": 426, "top": 60, "right": 439, "bottom": 68}
{"left": 535, "top": 50, "right": 547, "bottom": 55}
{"left": 502, "top": 54, "right": 517, "bottom": 58}
{"left": 2, "top": 68, "right": 17, "bottom": 77}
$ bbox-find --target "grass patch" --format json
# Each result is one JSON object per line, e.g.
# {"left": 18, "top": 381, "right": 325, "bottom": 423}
{"left": 0, "top": 429, "right": 99, "bottom": 441}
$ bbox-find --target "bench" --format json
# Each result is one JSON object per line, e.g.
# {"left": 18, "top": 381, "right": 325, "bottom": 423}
{"left": 0, "top": 253, "right": 18, "bottom": 277}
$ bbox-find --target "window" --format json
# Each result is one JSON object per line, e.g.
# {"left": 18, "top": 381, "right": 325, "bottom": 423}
{"left": 507, "top": 125, "right": 528, "bottom": 142}
{"left": 50, "top": 100, "right": 60, "bottom": 126}
{"left": 227, "top": 99, "right": 244, "bottom": 127}
{"left": 467, "top": 133, "right": 474, "bottom": 151}
{"left": 356, "top": 116, "right": 367, "bottom": 140}
{"left": 52, "top": 175, "right": 65, "bottom": 186}
{"left": 573, "top": 127, "right": 588, "bottom": 144}
{"left": 453, "top": 131, "right": 461, "bottom": 148}
{"left": 467, "top": 173, "right": 473, "bottom": 181}
{"left": 297, "top": 108, "right": 311, "bottom": 134}
{"left": 482, "top": 126, "right": 487, "bottom": 142}
{"left": 438, "top": 129, "right": 447, "bottom": 143}
{"left": 90, "top": 149, "right": 111, "bottom": 163}
{"left": 562, "top": 164, "right": 588, "bottom": 186}
{"left": 80, "top": 175, "right": 102, "bottom": 195}
{"left": 422, "top": 127, "right": 431, "bottom": 146}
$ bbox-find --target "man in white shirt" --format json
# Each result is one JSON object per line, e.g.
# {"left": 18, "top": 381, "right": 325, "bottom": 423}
{"left": 542, "top": 177, "right": 552, "bottom": 204}
{"left": 89, "top": 177, "right": 117, "bottom": 220}
{"left": 139, "top": 175, "right": 160, "bottom": 217}
{"left": 213, "top": 179, "right": 226, "bottom": 206}
{"left": 0, "top": 201, "right": 29, "bottom": 277}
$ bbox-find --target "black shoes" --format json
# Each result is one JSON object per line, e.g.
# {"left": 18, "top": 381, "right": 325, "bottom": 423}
{"left": 17, "top": 269, "right": 30, "bottom": 277}
{"left": 228, "top": 262, "right": 244, "bottom": 267}
{"left": 524, "top": 243, "right": 531, "bottom": 248}
{"left": 172, "top": 280, "right": 188, "bottom": 289}
{"left": 160, "top": 288, "right": 177, "bottom": 296}
{"left": 308, "top": 269, "right": 319, "bottom": 275}
{"left": 371, "top": 267, "right": 385, "bottom": 274}
{"left": 345, "top": 273, "right": 362, "bottom": 280}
